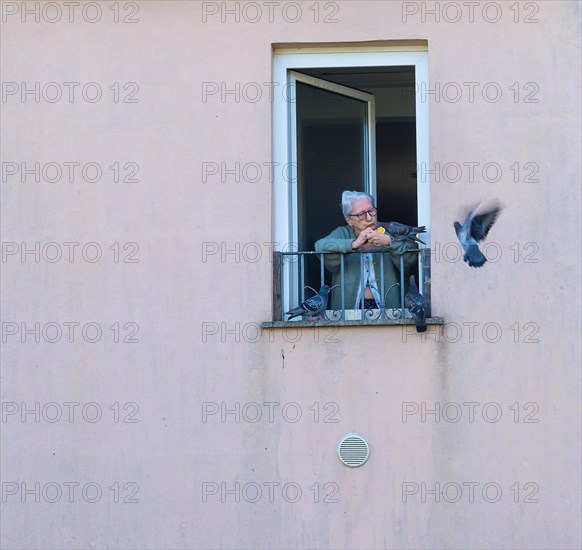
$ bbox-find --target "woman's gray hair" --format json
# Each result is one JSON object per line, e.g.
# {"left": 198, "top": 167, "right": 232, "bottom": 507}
{"left": 341, "top": 190, "right": 375, "bottom": 217}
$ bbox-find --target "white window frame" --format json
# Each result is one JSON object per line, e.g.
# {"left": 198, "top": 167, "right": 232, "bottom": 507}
{"left": 272, "top": 46, "right": 430, "bottom": 317}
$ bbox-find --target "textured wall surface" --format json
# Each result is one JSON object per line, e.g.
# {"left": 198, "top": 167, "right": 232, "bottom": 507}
{"left": 1, "top": 1, "right": 581, "bottom": 549}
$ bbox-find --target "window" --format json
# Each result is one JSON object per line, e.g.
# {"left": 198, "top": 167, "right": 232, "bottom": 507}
{"left": 271, "top": 45, "right": 430, "bottom": 323}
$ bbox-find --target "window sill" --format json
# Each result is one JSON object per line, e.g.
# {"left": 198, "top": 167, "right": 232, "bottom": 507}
{"left": 261, "top": 317, "right": 444, "bottom": 329}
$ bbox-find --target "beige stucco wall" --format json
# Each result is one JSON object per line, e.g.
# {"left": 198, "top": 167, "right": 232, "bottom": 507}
{"left": 1, "top": 1, "right": 580, "bottom": 548}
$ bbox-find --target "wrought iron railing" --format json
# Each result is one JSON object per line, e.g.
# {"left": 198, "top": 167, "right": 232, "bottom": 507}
{"left": 272, "top": 248, "right": 432, "bottom": 322}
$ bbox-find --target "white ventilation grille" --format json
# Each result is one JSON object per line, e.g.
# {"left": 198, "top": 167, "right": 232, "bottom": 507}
{"left": 337, "top": 433, "right": 370, "bottom": 468}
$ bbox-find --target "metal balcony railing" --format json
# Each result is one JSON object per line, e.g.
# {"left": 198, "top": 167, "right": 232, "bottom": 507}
{"left": 272, "top": 248, "right": 432, "bottom": 323}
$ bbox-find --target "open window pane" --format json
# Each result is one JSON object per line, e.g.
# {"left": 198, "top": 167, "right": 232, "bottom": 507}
{"left": 287, "top": 71, "right": 376, "bottom": 308}
{"left": 296, "top": 81, "right": 368, "bottom": 252}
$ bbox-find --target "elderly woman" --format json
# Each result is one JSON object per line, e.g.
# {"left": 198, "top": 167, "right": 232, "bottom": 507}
{"left": 314, "top": 190, "right": 417, "bottom": 311}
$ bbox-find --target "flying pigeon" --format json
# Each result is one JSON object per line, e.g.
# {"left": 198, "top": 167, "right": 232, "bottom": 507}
{"left": 286, "top": 285, "right": 337, "bottom": 322}
{"left": 377, "top": 221, "right": 427, "bottom": 245}
{"left": 404, "top": 275, "right": 427, "bottom": 333}
{"left": 454, "top": 201, "right": 503, "bottom": 268}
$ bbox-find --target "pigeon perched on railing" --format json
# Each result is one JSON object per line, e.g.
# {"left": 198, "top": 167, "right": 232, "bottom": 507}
{"left": 377, "top": 221, "right": 427, "bottom": 245}
{"left": 404, "top": 275, "right": 427, "bottom": 333}
{"left": 286, "top": 285, "right": 337, "bottom": 322}
{"left": 454, "top": 201, "right": 503, "bottom": 268}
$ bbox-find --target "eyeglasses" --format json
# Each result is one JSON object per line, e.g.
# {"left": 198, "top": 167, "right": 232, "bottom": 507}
{"left": 349, "top": 207, "right": 377, "bottom": 221}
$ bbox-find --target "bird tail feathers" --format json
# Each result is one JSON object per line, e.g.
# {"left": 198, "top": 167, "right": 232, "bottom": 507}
{"left": 465, "top": 245, "right": 486, "bottom": 268}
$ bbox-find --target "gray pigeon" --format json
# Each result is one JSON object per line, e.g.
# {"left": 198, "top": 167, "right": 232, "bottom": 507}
{"left": 404, "top": 275, "right": 427, "bottom": 333}
{"left": 286, "top": 285, "right": 337, "bottom": 322}
{"left": 377, "top": 221, "right": 427, "bottom": 245}
{"left": 454, "top": 201, "right": 503, "bottom": 268}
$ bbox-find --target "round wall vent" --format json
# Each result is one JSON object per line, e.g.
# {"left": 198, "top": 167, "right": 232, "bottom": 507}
{"left": 337, "top": 433, "right": 370, "bottom": 468}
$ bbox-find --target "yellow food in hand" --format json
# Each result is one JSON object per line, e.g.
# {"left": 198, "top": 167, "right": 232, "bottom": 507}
{"left": 375, "top": 227, "right": 386, "bottom": 234}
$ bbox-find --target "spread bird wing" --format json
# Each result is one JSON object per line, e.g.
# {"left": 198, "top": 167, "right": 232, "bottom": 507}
{"left": 470, "top": 206, "right": 502, "bottom": 242}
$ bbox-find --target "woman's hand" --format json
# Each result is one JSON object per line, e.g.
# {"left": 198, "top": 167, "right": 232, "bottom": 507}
{"left": 351, "top": 227, "right": 377, "bottom": 249}
{"left": 368, "top": 231, "right": 392, "bottom": 247}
